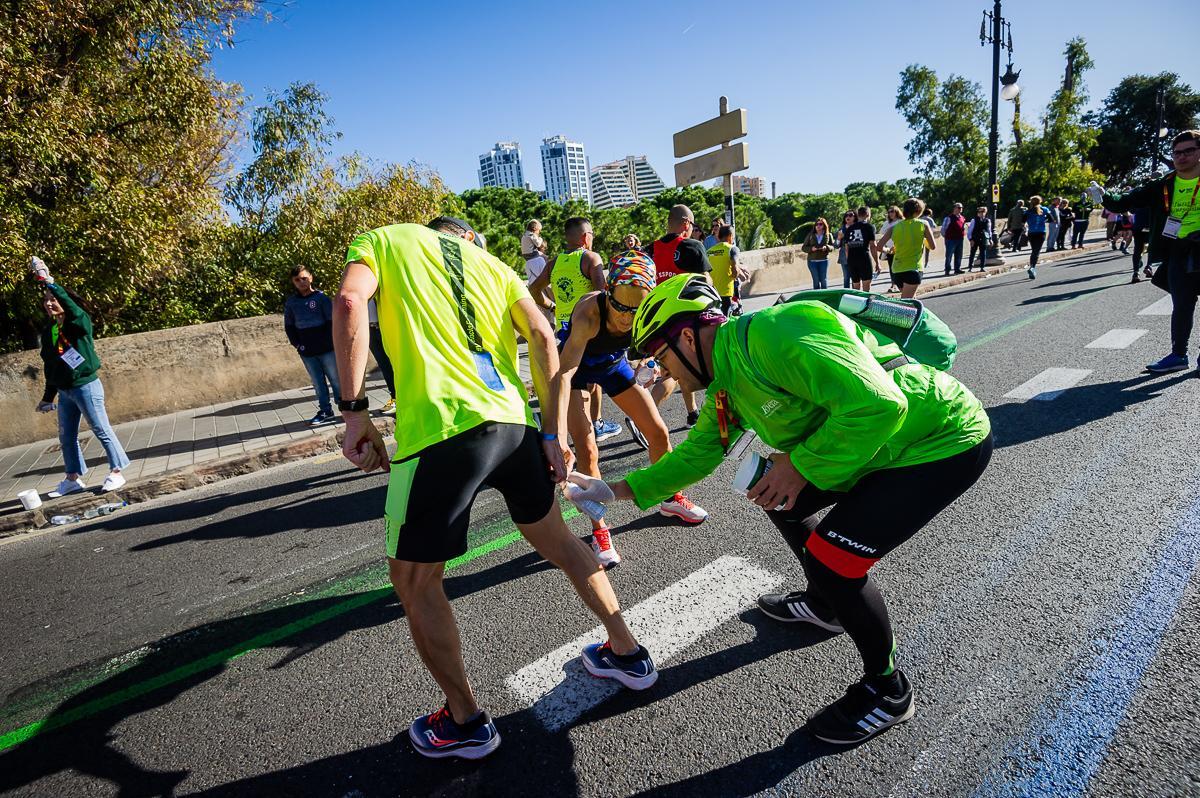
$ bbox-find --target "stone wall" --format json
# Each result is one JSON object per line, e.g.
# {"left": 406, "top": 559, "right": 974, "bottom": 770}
{"left": 0, "top": 315, "right": 315, "bottom": 449}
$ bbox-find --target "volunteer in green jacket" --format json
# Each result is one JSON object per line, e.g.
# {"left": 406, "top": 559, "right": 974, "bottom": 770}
{"left": 1102, "top": 130, "right": 1200, "bottom": 375}
{"left": 566, "top": 274, "right": 992, "bottom": 745}
{"left": 30, "top": 258, "right": 131, "bottom": 498}
{"left": 877, "top": 198, "right": 936, "bottom": 299}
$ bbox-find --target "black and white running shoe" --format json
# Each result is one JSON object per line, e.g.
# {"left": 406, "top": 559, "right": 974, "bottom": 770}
{"left": 808, "top": 671, "right": 915, "bottom": 745}
{"left": 757, "top": 591, "right": 844, "bottom": 633}
{"left": 624, "top": 416, "right": 649, "bottom": 450}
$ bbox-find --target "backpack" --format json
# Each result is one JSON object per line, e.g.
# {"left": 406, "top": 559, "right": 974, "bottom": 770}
{"left": 764, "top": 288, "right": 958, "bottom": 371}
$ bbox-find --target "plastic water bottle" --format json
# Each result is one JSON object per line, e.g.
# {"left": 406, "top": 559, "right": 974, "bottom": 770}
{"left": 635, "top": 359, "right": 657, "bottom": 387}
{"left": 563, "top": 484, "right": 607, "bottom": 521}
{"left": 49, "top": 514, "right": 81, "bottom": 526}
{"left": 86, "top": 502, "right": 125, "bottom": 518}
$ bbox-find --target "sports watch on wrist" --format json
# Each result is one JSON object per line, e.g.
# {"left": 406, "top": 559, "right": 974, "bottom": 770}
{"left": 337, "top": 398, "right": 370, "bottom": 412}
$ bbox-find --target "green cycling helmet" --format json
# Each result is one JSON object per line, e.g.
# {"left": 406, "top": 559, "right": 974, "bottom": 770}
{"left": 631, "top": 273, "right": 722, "bottom": 354}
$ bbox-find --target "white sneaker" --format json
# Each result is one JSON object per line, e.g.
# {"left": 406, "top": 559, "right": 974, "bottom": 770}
{"left": 659, "top": 492, "right": 708, "bottom": 525}
{"left": 48, "top": 478, "right": 86, "bottom": 498}
{"left": 101, "top": 472, "right": 126, "bottom": 492}
{"left": 588, "top": 527, "right": 621, "bottom": 569}
{"left": 379, "top": 398, "right": 397, "bottom": 416}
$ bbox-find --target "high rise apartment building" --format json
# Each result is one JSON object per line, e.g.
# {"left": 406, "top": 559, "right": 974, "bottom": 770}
{"left": 540, "top": 135, "right": 591, "bottom": 204}
{"left": 731, "top": 174, "right": 767, "bottom": 197}
{"left": 590, "top": 155, "right": 667, "bottom": 209}
{"left": 478, "top": 142, "right": 525, "bottom": 189}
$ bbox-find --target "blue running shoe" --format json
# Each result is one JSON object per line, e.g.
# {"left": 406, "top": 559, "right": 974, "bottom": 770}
{"left": 408, "top": 705, "right": 501, "bottom": 760}
{"left": 580, "top": 642, "right": 658, "bottom": 690}
{"left": 594, "top": 419, "right": 622, "bottom": 442}
{"left": 1145, "top": 353, "right": 1189, "bottom": 374}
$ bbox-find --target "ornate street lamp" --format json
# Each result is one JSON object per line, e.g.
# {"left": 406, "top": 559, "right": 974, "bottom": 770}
{"left": 981, "top": 1, "right": 1017, "bottom": 264}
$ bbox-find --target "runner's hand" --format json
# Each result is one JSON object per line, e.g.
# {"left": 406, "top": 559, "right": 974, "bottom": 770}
{"left": 747, "top": 453, "right": 807, "bottom": 511}
{"left": 565, "top": 471, "right": 616, "bottom": 503}
{"left": 542, "top": 439, "right": 570, "bottom": 483}
{"left": 341, "top": 412, "right": 387, "bottom": 473}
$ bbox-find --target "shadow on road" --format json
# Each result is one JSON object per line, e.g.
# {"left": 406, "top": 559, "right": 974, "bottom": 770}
{"left": 989, "top": 371, "right": 1195, "bottom": 450}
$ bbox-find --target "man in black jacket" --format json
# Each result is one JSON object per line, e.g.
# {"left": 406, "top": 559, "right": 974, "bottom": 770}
{"left": 1103, "top": 130, "right": 1200, "bottom": 374}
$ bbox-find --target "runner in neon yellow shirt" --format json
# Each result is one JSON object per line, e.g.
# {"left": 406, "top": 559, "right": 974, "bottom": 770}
{"left": 334, "top": 217, "right": 658, "bottom": 760}
{"left": 877, "top": 198, "right": 936, "bottom": 299}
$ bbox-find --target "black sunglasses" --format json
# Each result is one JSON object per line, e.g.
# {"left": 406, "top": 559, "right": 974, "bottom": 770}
{"left": 608, "top": 294, "right": 639, "bottom": 314}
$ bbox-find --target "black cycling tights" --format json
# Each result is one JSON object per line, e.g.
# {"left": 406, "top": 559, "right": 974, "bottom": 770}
{"left": 768, "top": 434, "right": 994, "bottom": 678}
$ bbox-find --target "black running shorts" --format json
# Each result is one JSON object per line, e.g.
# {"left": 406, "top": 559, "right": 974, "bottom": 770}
{"left": 384, "top": 422, "right": 555, "bottom": 562}
{"left": 766, "top": 434, "right": 993, "bottom": 578}
{"left": 847, "top": 258, "right": 875, "bottom": 282}
{"left": 892, "top": 269, "right": 922, "bottom": 286}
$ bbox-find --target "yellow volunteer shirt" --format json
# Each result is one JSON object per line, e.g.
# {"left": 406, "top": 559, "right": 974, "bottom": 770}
{"left": 346, "top": 224, "right": 533, "bottom": 460}
{"left": 706, "top": 242, "right": 736, "bottom": 297}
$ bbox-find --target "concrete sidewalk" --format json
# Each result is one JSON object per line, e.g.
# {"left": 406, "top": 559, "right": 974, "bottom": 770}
{"left": 0, "top": 232, "right": 1118, "bottom": 534}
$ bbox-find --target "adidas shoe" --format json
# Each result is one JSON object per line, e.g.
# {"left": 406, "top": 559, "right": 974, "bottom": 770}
{"left": 588, "top": 527, "right": 621, "bottom": 569}
{"left": 757, "top": 590, "right": 844, "bottom": 633}
{"left": 408, "top": 705, "right": 501, "bottom": 760}
{"left": 580, "top": 642, "right": 658, "bottom": 690}
{"left": 808, "top": 671, "right": 915, "bottom": 746}
{"left": 659, "top": 492, "right": 707, "bottom": 525}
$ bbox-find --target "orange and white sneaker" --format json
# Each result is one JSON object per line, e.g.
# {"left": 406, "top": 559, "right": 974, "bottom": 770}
{"left": 588, "top": 527, "right": 621, "bottom": 570}
{"left": 659, "top": 492, "right": 708, "bottom": 525}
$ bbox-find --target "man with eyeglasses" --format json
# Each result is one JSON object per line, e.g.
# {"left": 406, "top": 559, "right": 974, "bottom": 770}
{"left": 1102, "top": 130, "right": 1200, "bottom": 375}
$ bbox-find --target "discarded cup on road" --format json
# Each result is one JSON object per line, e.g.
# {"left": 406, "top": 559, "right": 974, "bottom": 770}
{"left": 17, "top": 489, "right": 42, "bottom": 511}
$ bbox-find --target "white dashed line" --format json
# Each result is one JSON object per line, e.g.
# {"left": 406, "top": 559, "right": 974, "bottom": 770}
{"left": 504, "top": 555, "right": 781, "bottom": 732}
{"left": 1085, "top": 329, "right": 1148, "bottom": 349}
{"left": 1137, "top": 296, "right": 1173, "bottom": 316}
{"left": 1004, "top": 368, "right": 1092, "bottom": 402}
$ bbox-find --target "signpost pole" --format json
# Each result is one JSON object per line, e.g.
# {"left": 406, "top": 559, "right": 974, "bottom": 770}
{"left": 719, "top": 96, "right": 735, "bottom": 234}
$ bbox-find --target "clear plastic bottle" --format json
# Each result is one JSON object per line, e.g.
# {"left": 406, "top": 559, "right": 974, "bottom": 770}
{"left": 563, "top": 484, "right": 607, "bottom": 521}
{"left": 635, "top": 359, "right": 657, "bottom": 387}
{"left": 49, "top": 514, "right": 81, "bottom": 525}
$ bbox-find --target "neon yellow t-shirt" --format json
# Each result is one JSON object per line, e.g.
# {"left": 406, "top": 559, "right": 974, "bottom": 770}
{"left": 1171, "top": 175, "right": 1200, "bottom": 237}
{"left": 707, "top": 242, "right": 736, "bottom": 297}
{"left": 551, "top": 250, "right": 596, "bottom": 327}
{"left": 891, "top": 219, "right": 926, "bottom": 273}
{"left": 346, "top": 224, "right": 533, "bottom": 460}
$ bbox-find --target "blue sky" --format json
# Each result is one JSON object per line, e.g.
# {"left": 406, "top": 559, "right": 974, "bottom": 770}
{"left": 210, "top": 0, "right": 1199, "bottom": 196}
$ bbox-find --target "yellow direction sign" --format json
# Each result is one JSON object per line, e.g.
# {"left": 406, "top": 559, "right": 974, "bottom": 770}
{"left": 992, "top": 183, "right": 1000, "bottom": 203}
{"left": 674, "top": 143, "right": 750, "bottom": 188}
{"left": 672, "top": 109, "right": 748, "bottom": 159}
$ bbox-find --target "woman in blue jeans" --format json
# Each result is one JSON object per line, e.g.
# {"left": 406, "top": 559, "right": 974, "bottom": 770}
{"left": 802, "top": 217, "right": 835, "bottom": 289}
{"left": 30, "top": 258, "right": 131, "bottom": 498}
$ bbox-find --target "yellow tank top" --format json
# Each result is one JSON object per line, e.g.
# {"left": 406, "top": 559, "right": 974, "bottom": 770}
{"left": 891, "top": 219, "right": 926, "bottom": 273}
{"left": 706, "top": 242, "right": 735, "bottom": 297}
{"left": 551, "top": 250, "right": 595, "bottom": 327}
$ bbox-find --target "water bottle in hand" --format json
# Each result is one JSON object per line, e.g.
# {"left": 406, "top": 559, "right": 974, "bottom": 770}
{"left": 635, "top": 359, "right": 657, "bottom": 387}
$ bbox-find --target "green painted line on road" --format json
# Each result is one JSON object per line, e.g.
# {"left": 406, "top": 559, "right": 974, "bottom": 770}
{"left": 0, "top": 506, "right": 579, "bottom": 753}
{"left": 958, "top": 293, "right": 1093, "bottom": 356}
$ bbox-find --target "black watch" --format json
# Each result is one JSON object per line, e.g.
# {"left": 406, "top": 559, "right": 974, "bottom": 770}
{"left": 337, "top": 398, "right": 370, "bottom": 412}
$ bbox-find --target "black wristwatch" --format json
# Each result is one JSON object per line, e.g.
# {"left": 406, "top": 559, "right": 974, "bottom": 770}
{"left": 337, "top": 398, "right": 370, "bottom": 412}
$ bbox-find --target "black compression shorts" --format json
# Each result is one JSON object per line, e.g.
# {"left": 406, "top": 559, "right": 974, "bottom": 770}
{"left": 892, "top": 269, "right": 922, "bottom": 286}
{"left": 766, "top": 434, "right": 993, "bottom": 578}
{"left": 847, "top": 259, "right": 875, "bottom": 282}
{"left": 384, "top": 422, "right": 555, "bottom": 562}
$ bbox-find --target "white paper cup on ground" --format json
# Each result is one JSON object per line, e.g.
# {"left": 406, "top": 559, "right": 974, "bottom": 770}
{"left": 17, "top": 489, "right": 42, "bottom": 511}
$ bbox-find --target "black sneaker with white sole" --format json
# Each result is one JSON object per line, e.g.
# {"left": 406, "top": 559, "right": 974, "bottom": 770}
{"left": 807, "top": 671, "right": 915, "bottom": 745}
{"left": 757, "top": 590, "right": 844, "bottom": 634}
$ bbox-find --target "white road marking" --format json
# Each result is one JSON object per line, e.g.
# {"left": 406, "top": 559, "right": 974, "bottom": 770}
{"left": 505, "top": 555, "right": 781, "bottom": 732}
{"left": 1085, "top": 329, "right": 1148, "bottom": 349}
{"left": 1003, "top": 368, "right": 1092, "bottom": 402}
{"left": 1137, "top": 296, "right": 1173, "bottom": 316}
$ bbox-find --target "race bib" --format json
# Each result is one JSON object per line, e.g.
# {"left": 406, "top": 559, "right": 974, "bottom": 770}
{"left": 472, "top": 350, "right": 504, "bottom": 391}
{"left": 60, "top": 346, "right": 85, "bottom": 369}
{"left": 1163, "top": 216, "right": 1183, "bottom": 240}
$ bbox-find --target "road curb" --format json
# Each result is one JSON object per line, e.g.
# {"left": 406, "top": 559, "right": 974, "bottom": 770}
{"left": 0, "top": 417, "right": 396, "bottom": 540}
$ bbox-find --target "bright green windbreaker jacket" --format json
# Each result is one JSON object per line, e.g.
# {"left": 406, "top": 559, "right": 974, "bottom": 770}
{"left": 624, "top": 301, "right": 991, "bottom": 509}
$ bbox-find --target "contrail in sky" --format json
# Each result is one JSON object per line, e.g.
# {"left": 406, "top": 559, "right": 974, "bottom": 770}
{"left": 681, "top": 22, "right": 696, "bottom": 34}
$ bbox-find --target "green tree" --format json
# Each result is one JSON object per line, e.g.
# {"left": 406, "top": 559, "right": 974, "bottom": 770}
{"left": 1087, "top": 73, "right": 1200, "bottom": 186}
{"left": 895, "top": 66, "right": 990, "bottom": 208}
{"left": 1005, "top": 37, "right": 1104, "bottom": 203}
{"left": 0, "top": 0, "right": 257, "bottom": 351}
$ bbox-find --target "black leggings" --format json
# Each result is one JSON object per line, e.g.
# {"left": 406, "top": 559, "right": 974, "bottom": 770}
{"left": 1027, "top": 232, "right": 1046, "bottom": 268}
{"left": 767, "top": 434, "right": 993, "bottom": 676}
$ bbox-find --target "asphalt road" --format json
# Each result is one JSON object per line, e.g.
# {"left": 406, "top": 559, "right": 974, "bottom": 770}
{"left": 1, "top": 246, "right": 1198, "bottom": 798}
